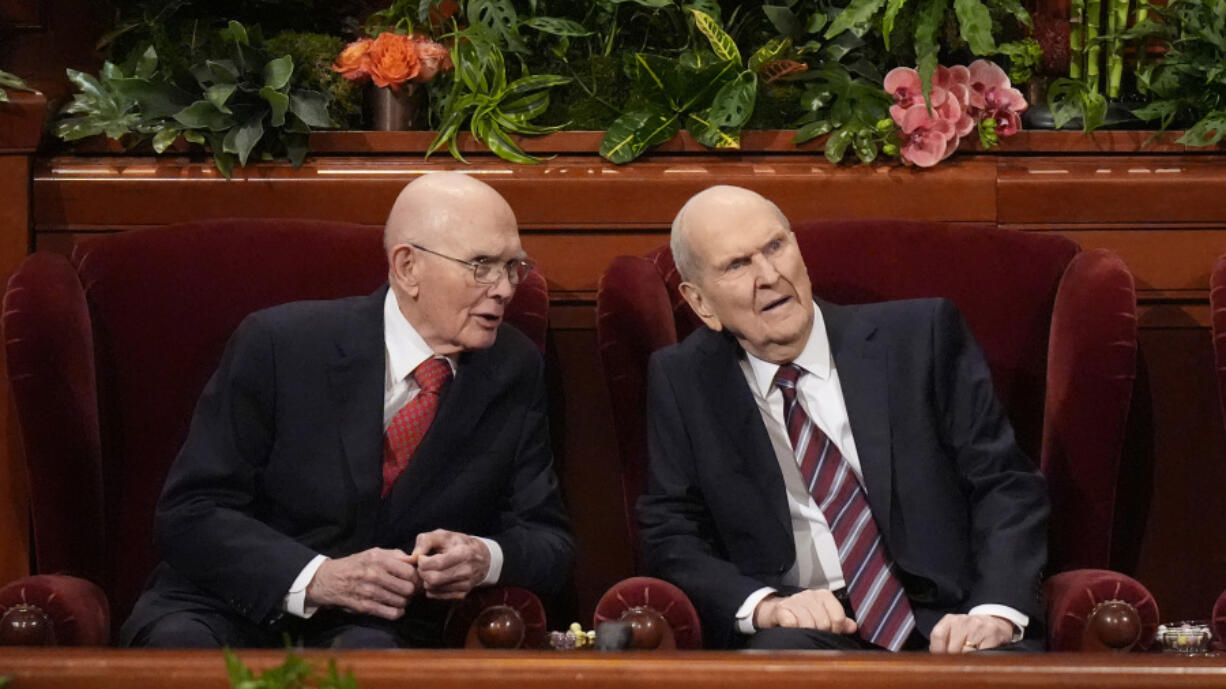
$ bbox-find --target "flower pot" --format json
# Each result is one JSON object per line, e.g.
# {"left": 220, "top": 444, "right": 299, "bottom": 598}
{"left": 367, "top": 83, "right": 427, "bottom": 131}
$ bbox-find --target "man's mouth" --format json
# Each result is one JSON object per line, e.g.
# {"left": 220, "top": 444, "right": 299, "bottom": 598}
{"left": 475, "top": 313, "right": 502, "bottom": 326}
{"left": 762, "top": 296, "right": 791, "bottom": 312}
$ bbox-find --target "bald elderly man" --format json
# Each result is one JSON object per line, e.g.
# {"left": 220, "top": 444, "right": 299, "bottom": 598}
{"left": 121, "top": 173, "right": 573, "bottom": 648}
{"left": 638, "top": 186, "right": 1048, "bottom": 652}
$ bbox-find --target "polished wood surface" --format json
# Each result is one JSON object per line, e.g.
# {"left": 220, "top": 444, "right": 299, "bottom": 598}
{"left": 4, "top": 648, "right": 1226, "bottom": 689}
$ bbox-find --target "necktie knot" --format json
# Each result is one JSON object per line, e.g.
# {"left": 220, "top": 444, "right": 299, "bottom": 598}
{"left": 413, "top": 357, "right": 452, "bottom": 394}
{"left": 772, "top": 363, "right": 804, "bottom": 395}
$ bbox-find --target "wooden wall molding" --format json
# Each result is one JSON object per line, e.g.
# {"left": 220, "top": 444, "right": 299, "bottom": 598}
{"left": 4, "top": 648, "right": 1226, "bottom": 689}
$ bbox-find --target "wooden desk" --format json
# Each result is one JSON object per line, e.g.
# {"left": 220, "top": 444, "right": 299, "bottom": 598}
{"left": 3, "top": 648, "right": 1226, "bottom": 689}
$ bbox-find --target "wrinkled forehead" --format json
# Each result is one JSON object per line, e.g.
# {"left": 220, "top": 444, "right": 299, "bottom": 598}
{"left": 686, "top": 198, "right": 790, "bottom": 263}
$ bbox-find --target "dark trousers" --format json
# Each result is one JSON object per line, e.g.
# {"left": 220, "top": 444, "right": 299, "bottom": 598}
{"left": 127, "top": 607, "right": 407, "bottom": 649}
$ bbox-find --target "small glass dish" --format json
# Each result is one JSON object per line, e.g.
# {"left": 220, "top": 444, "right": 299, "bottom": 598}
{"left": 1156, "top": 621, "right": 1213, "bottom": 653}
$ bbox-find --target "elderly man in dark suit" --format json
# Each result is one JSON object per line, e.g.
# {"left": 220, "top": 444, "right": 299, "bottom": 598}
{"left": 638, "top": 185, "right": 1048, "bottom": 652}
{"left": 121, "top": 173, "right": 573, "bottom": 648}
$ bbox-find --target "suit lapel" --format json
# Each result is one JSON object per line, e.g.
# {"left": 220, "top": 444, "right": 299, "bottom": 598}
{"left": 328, "top": 287, "right": 389, "bottom": 509}
{"left": 822, "top": 300, "right": 894, "bottom": 531}
{"left": 696, "top": 330, "right": 791, "bottom": 537}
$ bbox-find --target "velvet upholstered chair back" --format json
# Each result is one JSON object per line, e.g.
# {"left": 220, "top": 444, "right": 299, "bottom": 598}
{"left": 3, "top": 218, "right": 549, "bottom": 631}
{"left": 597, "top": 218, "right": 1138, "bottom": 577}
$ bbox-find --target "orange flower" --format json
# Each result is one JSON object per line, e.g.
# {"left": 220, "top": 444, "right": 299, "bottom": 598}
{"left": 367, "top": 32, "right": 421, "bottom": 89}
{"left": 413, "top": 36, "right": 453, "bottom": 82}
{"left": 332, "top": 38, "right": 373, "bottom": 81}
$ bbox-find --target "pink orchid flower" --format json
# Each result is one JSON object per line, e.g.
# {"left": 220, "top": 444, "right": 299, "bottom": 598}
{"left": 898, "top": 105, "right": 958, "bottom": 168}
{"left": 967, "top": 59, "right": 1028, "bottom": 133}
{"left": 886, "top": 66, "right": 972, "bottom": 138}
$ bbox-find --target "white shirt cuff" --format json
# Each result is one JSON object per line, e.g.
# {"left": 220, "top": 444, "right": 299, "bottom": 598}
{"left": 477, "top": 537, "right": 503, "bottom": 586}
{"left": 968, "top": 604, "right": 1028, "bottom": 642}
{"left": 282, "top": 554, "right": 328, "bottom": 619}
{"left": 735, "top": 587, "right": 778, "bottom": 635}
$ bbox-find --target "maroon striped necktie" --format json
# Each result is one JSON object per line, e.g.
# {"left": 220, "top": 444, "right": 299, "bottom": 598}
{"left": 773, "top": 363, "right": 916, "bottom": 650}
{"left": 381, "top": 357, "right": 452, "bottom": 497}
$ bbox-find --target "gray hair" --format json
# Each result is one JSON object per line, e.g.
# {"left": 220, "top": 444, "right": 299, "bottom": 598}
{"left": 670, "top": 186, "right": 790, "bottom": 284}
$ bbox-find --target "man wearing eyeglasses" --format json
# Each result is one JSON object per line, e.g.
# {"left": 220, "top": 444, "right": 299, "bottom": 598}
{"left": 121, "top": 173, "right": 573, "bottom": 648}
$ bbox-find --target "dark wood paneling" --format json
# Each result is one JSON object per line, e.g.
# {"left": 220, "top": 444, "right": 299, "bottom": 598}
{"left": 0, "top": 0, "right": 108, "bottom": 99}
{"left": 0, "top": 90, "right": 44, "bottom": 585}
{"left": 0, "top": 0, "right": 44, "bottom": 28}
{"left": 1134, "top": 326, "right": 1226, "bottom": 621}
{"left": 1033, "top": 229, "right": 1226, "bottom": 293}
{"left": 998, "top": 157, "right": 1226, "bottom": 225}
{"left": 32, "top": 155, "right": 1000, "bottom": 230}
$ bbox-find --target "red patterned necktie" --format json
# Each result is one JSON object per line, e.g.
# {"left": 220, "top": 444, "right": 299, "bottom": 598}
{"left": 773, "top": 363, "right": 916, "bottom": 651}
{"left": 382, "top": 357, "right": 452, "bottom": 497}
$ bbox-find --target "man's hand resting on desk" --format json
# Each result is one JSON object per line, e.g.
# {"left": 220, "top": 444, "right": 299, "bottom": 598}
{"left": 753, "top": 590, "right": 859, "bottom": 634}
{"left": 412, "top": 529, "right": 491, "bottom": 600}
{"left": 305, "top": 547, "right": 420, "bottom": 620}
{"left": 929, "top": 614, "right": 1014, "bottom": 653}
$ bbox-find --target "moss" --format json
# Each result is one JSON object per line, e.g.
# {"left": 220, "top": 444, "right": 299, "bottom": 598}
{"left": 267, "top": 31, "right": 362, "bottom": 128}
{"left": 539, "top": 54, "right": 629, "bottom": 130}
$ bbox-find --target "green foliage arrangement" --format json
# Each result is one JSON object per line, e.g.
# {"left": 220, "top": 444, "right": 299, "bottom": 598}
{"left": 1130, "top": 0, "right": 1226, "bottom": 147}
{"left": 0, "top": 70, "right": 33, "bottom": 103}
{"left": 1046, "top": 0, "right": 1148, "bottom": 132}
{"left": 820, "top": 0, "right": 1034, "bottom": 102}
{"left": 224, "top": 648, "right": 358, "bottom": 689}
{"left": 56, "top": 21, "right": 334, "bottom": 177}
{"left": 267, "top": 32, "right": 363, "bottom": 128}
{"left": 428, "top": 26, "right": 570, "bottom": 163}
{"left": 599, "top": 9, "right": 759, "bottom": 163}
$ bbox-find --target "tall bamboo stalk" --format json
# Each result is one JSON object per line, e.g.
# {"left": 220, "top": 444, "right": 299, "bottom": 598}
{"left": 1107, "top": 0, "right": 1130, "bottom": 98}
{"left": 1070, "top": 0, "right": 1085, "bottom": 80}
{"left": 1085, "top": 0, "right": 1102, "bottom": 92}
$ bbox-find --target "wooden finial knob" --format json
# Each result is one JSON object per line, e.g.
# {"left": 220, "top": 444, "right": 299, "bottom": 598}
{"left": 1088, "top": 600, "right": 1142, "bottom": 651}
{"left": 0, "top": 604, "right": 57, "bottom": 646}
{"left": 472, "top": 605, "right": 525, "bottom": 649}
{"left": 620, "top": 607, "right": 668, "bottom": 650}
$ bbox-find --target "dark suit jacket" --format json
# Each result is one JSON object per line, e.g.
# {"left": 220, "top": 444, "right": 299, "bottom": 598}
{"left": 637, "top": 298, "right": 1048, "bottom": 649}
{"left": 122, "top": 286, "right": 572, "bottom": 642}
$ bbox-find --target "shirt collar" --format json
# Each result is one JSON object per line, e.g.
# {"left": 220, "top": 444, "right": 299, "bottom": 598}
{"left": 384, "top": 288, "right": 457, "bottom": 383}
{"left": 744, "top": 301, "right": 831, "bottom": 397}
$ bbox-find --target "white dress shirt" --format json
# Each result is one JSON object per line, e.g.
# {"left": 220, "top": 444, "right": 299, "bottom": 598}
{"left": 281, "top": 289, "right": 504, "bottom": 618}
{"left": 732, "top": 303, "right": 1027, "bottom": 638}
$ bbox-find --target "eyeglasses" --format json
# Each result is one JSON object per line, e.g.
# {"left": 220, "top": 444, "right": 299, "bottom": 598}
{"left": 408, "top": 243, "right": 534, "bottom": 286}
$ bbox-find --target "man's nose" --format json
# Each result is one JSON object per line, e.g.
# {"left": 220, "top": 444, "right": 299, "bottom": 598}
{"left": 486, "top": 267, "right": 516, "bottom": 300}
{"left": 751, "top": 253, "right": 782, "bottom": 284}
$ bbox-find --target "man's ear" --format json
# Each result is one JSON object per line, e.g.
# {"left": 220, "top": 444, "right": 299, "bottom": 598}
{"left": 679, "top": 280, "right": 722, "bottom": 332}
{"left": 389, "top": 244, "right": 422, "bottom": 298}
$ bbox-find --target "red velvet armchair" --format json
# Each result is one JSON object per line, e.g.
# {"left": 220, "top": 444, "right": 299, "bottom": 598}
{"left": 0, "top": 219, "right": 550, "bottom": 648}
{"left": 594, "top": 219, "right": 1158, "bottom": 652}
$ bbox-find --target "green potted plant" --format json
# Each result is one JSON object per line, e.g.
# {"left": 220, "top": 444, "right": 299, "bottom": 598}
{"left": 55, "top": 20, "right": 334, "bottom": 177}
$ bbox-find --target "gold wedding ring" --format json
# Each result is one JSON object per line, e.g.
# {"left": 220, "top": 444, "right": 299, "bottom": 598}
{"left": 963, "top": 641, "right": 979, "bottom": 649}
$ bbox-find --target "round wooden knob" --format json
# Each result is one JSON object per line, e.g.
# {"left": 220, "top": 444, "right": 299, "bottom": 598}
{"left": 0, "top": 604, "right": 57, "bottom": 646}
{"left": 1088, "top": 600, "right": 1142, "bottom": 650}
{"left": 620, "top": 607, "right": 667, "bottom": 649}
{"left": 472, "top": 605, "right": 525, "bottom": 649}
